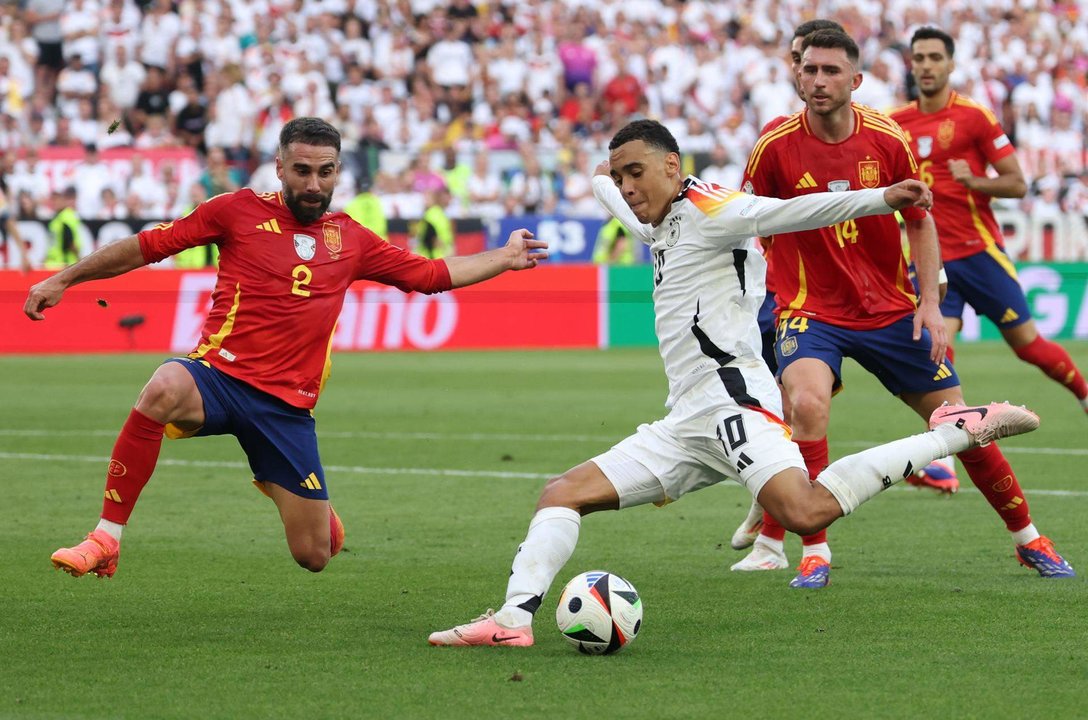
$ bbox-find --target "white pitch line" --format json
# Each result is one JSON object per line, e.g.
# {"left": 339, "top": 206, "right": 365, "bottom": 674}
{"left": 1, "top": 428, "right": 1086, "bottom": 456}
{"left": 0, "top": 451, "right": 1086, "bottom": 496}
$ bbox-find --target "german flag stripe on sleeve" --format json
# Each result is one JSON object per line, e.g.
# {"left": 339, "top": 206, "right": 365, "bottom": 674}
{"left": 685, "top": 182, "right": 746, "bottom": 217}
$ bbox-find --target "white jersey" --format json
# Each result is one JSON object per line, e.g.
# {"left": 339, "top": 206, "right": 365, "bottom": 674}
{"left": 592, "top": 174, "right": 892, "bottom": 409}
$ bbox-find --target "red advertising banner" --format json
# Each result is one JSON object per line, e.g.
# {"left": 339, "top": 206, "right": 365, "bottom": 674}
{"left": 0, "top": 266, "right": 601, "bottom": 354}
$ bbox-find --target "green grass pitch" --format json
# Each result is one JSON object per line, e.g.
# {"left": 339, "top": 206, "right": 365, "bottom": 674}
{"left": 0, "top": 344, "right": 1084, "bottom": 719}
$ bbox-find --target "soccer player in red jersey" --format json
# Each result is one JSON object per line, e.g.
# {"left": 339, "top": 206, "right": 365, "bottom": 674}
{"left": 25, "top": 117, "right": 549, "bottom": 578}
{"left": 730, "top": 18, "right": 848, "bottom": 567}
{"left": 890, "top": 27, "right": 1088, "bottom": 476}
{"left": 736, "top": 30, "right": 1074, "bottom": 584}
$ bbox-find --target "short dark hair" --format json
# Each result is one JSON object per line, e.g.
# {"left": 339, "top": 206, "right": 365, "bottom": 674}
{"left": 608, "top": 119, "right": 680, "bottom": 155}
{"left": 793, "top": 19, "right": 845, "bottom": 40}
{"left": 910, "top": 26, "right": 955, "bottom": 58}
{"left": 279, "top": 117, "right": 341, "bottom": 154}
{"left": 801, "top": 29, "right": 860, "bottom": 67}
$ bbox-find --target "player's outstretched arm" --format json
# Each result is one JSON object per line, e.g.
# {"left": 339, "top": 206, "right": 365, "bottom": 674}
{"left": 882, "top": 179, "right": 933, "bottom": 210}
{"left": 444, "top": 229, "right": 548, "bottom": 288}
{"left": 904, "top": 214, "right": 947, "bottom": 363}
{"left": 23, "top": 235, "right": 146, "bottom": 320}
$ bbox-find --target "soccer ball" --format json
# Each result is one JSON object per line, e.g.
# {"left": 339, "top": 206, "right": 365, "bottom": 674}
{"left": 555, "top": 570, "right": 642, "bottom": 654}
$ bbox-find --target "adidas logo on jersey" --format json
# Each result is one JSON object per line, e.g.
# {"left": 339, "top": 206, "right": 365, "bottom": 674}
{"left": 795, "top": 172, "right": 818, "bottom": 189}
{"left": 1000, "top": 308, "right": 1020, "bottom": 324}
{"left": 257, "top": 218, "right": 282, "bottom": 234}
{"left": 932, "top": 363, "right": 953, "bottom": 381}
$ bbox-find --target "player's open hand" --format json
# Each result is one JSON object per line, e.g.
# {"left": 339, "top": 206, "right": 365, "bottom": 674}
{"left": 594, "top": 160, "right": 611, "bottom": 178}
{"left": 883, "top": 179, "right": 933, "bottom": 210}
{"left": 23, "top": 277, "right": 64, "bottom": 321}
{"left": 913, "top": 297, "right": 948, "bottom": 365}
{"left": 505, "top": 228, "right": 549, "bottom": 270}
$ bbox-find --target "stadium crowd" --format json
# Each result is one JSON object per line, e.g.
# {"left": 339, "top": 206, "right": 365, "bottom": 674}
{"left": 1, "top": 0, "right": 1087, "bottom": 228}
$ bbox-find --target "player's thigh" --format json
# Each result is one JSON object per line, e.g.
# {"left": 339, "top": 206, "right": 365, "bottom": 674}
{"left": 264, "top": 481, "right": 331, "bottom": 553}
{"left": 948, "top": 250, "right": 1033, "bottom": 332}
{"left": 136, "top": 359, "right": 206, "bottom": 427}
{"left": 539, "top": 460, "right": 622, "bottom": 513}
{"left": 775, "top": 316, "right": 845, "bottom": 397}
{"left": 847, "top": 316, "right": 960, "bottom": 396}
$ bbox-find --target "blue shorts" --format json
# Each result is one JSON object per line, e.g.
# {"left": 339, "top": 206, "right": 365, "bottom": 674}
{"left": 941, "top": 248, "right": 1032, "bottom": 330}
{"left": 167, "top": 357, "right": 327, "bottom": 500}
{"left": 774, "top": 315, "right": 960, "bottom": 396}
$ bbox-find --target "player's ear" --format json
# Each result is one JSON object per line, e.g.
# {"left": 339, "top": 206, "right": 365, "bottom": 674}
{"left": 275, "top": 153, "right": 285, "bottom": 181}
{"left": 852, "top": 72, "right": 863, "bottom": 91}
{"left": 664, "top": 151, "right": 681, "bottom": 176}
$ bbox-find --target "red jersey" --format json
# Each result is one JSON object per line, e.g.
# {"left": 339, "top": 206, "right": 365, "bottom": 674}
{"left": 742, "top": 104, "right": 925, "bottom": 330}
{"left": 139, "top": 189, "right": 452, "bottom": 409}
{"left": 889, "top": 91, "right": 1016, "bottom": 261}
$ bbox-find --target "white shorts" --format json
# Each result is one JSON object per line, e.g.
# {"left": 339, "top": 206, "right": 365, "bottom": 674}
{"left": 592, "top": 366, "right": 805, "bottom": 509}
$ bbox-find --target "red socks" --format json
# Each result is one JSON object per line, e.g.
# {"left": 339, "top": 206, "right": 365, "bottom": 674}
{"left": 1014, "top": 335, "right": 1088, "bottom": 400}
{"left": 100, "top": 408, "right": 166, "bottom": 524}
{"left": 957, "top": 443, "right": 1031, "bottom": 532}
{"left": 761, "top": 437, "right": 828, "bottom": 544}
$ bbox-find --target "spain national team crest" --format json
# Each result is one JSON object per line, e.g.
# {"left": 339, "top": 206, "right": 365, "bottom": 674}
{"left": 322, "top": 222, "right": 342, "bottom": 260}
{"left": 857, "top": 160, "right": 881, "bottom": 189}
{"left": 916, "top": 136, "right": 933, "bottom": 158}
{"left": 293, "top": 233, "right": 316, "bottom": 261}
{"left": 780, "top": 335, "right": 798, "bottom": 357}
{"left": 937, "top": 120, "right": 955, "bottom": 149}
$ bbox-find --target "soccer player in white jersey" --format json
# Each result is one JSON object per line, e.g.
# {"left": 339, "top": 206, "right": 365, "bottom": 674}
{"left": 428, "top": 119, "right": 1041, "bottom": 647}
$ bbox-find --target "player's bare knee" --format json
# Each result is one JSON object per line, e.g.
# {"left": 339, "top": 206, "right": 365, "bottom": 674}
{"left": 135, "top": 373, "right": 186, "bottom": 419}
{"left": 292, "top": 546, "right": 330, "bottom": 572}
{"left": 772, "top": 499, "right": 825, "bottom": 536}
{"left": 788, "top": 391, "right": 830, "bottom": 428}
{"left": 536, "top": 472, "right": 590, "bottom": 512}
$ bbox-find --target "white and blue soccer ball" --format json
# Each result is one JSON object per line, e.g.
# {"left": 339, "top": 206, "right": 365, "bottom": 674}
{"left": 555, "top": 570, "right": 642, "bottom": 654}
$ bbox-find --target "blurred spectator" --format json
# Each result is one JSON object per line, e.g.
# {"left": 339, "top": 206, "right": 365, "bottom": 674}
{"left": 198, "top": 147, "right": 243, "bottom": 198}
{"left": 24, "top": 0, "right": 65, "bottom": 103}
{"left": 593, "top": 218, "right": 635, "bottom": 265}
{"left": 173, "top": 80, "right": 208, "bottom": 152}
{"left": 465, "top": 150, "right": 504, "bottom": 223}
{"left": 62, "top": 0, "right": 101, "bottom": 72}
{"left": 560, "top": 147, "right": 604, "bottom": 218}
{"left": 99, "top": 44, "right": 147, "bottom": 112}
{"left": 344, "top": 177, "right": 388, "bottom": 241}
{"left": 505, "top": 147, "right": 556, "bottom": 216}
{"left": 45, "top": 186, "right": 81, "bottom": 269}
{"left": 55, "top": 55, "right": 96, "bottom": 120}
{"left": 95, "top": 186, "right": 125, "bottom": 220}
{"left": 557, "top": 23, "right": 597, "bottom": 92}
{"left": 73, "top": 145, "right": 116, "bottom": 219}
{"left": 1, "top": 171, "right": 30, "bottom": 272}
{"left": 9, "top": 146, "right": 50, "bottom": 205}
{"left": 700, "top": 145, "right": 744, "bottom": 190}
{"left": 132, "top": 65, "right": 171, "bottom": 134}
{"left": 414, "top": 185, "right": 454, "bottom": 259}
{"left": 440, "top": 146, "right": 471, "bottom": 214}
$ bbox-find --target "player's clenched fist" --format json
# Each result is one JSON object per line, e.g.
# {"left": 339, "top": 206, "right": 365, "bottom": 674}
{"left": 883, "top": 179, "right": 933, "bottom": 210}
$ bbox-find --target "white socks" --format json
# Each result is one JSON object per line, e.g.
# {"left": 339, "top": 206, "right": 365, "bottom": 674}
{"left": 1010, "top": 523, "right": 1040, "bottom": 547}
{"left": 495, "top": 506, "right": 581, "bottom": 628}
{"left": 817, "top": 424, "right": 971, "bottom": 515}
{"left": 96, "top": 519, "right": 124, "bottom": 541}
